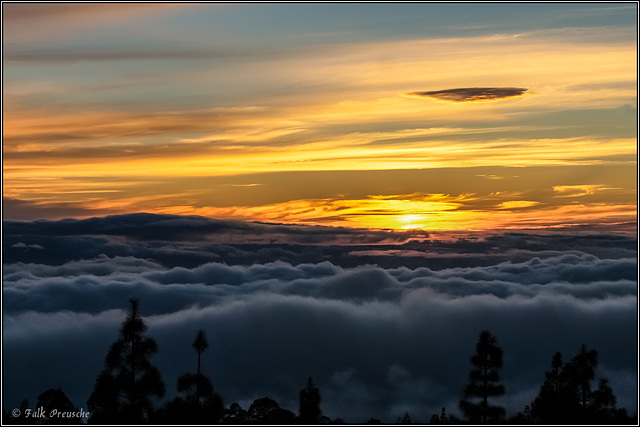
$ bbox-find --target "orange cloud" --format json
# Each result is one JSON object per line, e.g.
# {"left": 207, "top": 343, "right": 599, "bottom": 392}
{"left": 147, "top": 194, "right": 636, "bottom": 232}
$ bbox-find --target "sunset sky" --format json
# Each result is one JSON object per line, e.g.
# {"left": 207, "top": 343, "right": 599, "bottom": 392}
{"left": 3, "top": 2, "right": 637, "bottom": 232}
{"left": 2, "top": 3, "right": 638, "bottom": 422}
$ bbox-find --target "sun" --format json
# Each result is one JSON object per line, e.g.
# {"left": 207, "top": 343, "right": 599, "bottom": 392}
{"left": 397, "top": 214, "right": 427, "bottom": 230}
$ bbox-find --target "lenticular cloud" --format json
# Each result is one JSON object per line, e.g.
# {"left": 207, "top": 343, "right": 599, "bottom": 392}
{"left": 407, "top": 87, "right": 528, "bottom": 102}
{"left": 2, "top": 214, "right": 637, "bottom": 423}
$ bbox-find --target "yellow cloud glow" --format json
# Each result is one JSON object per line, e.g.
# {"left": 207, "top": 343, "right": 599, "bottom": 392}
{"left": 552, "top": 184, "right": 618, "bottom": 197}
{"left": 147, "top": 195, "right": 636, "bottom": 232}
{"left": 3, "top": 134, "right": 636, "bottom": 186}
{"left": 497, "top": 200, "right": 540, "bottom": 209}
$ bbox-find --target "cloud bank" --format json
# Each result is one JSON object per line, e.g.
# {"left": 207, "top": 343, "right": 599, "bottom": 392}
{"left": 407, "top": 87, "right": 529, "bottom": 102}
{"left": 2, "top": 214, "right": 637, "bottom": 422}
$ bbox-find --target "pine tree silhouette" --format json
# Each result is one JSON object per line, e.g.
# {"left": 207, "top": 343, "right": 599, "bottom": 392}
{"left": 299, "top": 376, "right": 322, "bottom": 424}
{"left": 87, "top": 299, "right": 166, "bottom": 424}
{"left": 459, "top": 330, "right": 505, "bottom": 423}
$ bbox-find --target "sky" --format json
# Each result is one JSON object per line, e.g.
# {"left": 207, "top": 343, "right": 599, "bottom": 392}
{"left": 2, "top": 2, "right": 637, "bottom": 231}
{"left": 2, "top": 1, "right": 638, "bottom": 423}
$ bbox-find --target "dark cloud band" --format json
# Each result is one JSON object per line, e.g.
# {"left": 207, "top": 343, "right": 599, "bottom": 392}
{"left": 407, "top": 87, "right": 528, "bottom": 102}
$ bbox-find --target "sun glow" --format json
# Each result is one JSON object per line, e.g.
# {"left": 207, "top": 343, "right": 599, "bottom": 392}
{"left": 147, "top": 194, "right": 637, "bottom": 233}
{"left": 398, "top": 214, "right": 428, "bottom": 230}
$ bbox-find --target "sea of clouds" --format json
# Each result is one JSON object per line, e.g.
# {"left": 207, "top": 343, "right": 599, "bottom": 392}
{"left": 2, "top": 214, "right": 637, "bottom": 422}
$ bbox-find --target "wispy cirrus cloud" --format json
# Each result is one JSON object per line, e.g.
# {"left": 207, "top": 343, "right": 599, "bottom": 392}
{"left": 406, "top": 87, "right": 529, "bottom": 102}
{"left": 553, "top": 184, "right": 618, "bottom": 197}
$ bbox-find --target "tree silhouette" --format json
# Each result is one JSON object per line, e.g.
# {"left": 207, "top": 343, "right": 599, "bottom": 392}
{"left": 429, "top": 407, "right": 449, "bottom": 424}
{"left": 87, "top": 299, "right": 166, "bottom": 424}
{"left": 568, "top": 344, "right": 598, "bottom": 413}
{"left": 439, "top": 407, "right": 448, "bottom": 423}
{"left": 530, "top": 351, "right": 570, "bottom": 423}
{"left": 459, "top": 330, "right": 505, "bottom": 423}
{"left": 222, "top": 402, "right": 250, "bottom": 424}
{"left": 590, "top": 378, "right": 617, "bottom": 421}
{"left": 192, "top": 330, "right": 208, "bottom": 377}
{"left": 36, "top": 388, "right": 80, "bottom": 424}
{"left": 530, "top": 345, "right": 624, "bottom": 424}
{"left": 298, "top": 376, "right": 322, "bottom": 424}
{"left": 191, "top": 330, "right": 209, "bottom": 405}
{"left": 155, "top": 330, "right": 224, "bottom": 424}
{"left": 247, "top": 397, "right": 296, "bottom": 424}
{"left": 397, "top": 411, "right": 412, "bottom": 424}
{"left": 4, "top": 399, "right": 31, "bottom": 425}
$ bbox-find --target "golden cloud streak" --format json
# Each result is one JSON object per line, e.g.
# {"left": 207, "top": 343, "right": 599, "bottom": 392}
{"left": 148, "top": 196, "right": 636, "bottom": 232}
{"left": 552, "top": 184, "right": 618, "bottom": 197}
{"left": 496, "top": 200, "right": 540, "bottom": 209}
{"left": 3, "top": 136, "right": 635, "bottom": 183}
